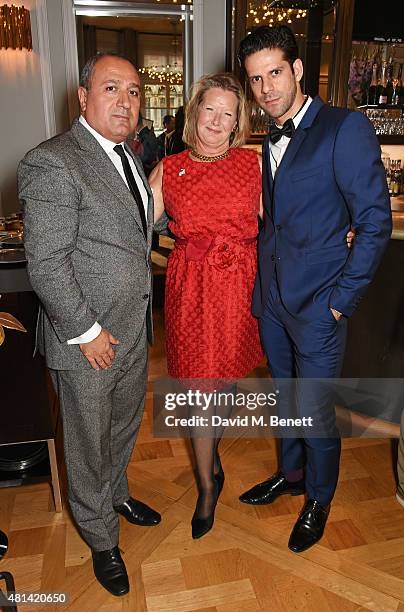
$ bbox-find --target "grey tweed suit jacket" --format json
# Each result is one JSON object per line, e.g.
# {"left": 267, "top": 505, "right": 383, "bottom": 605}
{"left": 18, "top": 119, "right": 154, "bottom": 370}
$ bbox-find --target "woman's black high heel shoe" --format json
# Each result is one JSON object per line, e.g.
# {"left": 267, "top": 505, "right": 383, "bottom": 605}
{"left": 191, "top": 481, "right": 219, "bottom": 539}
{"left": 214, "top": 464, "right": 225, "bottom": 496}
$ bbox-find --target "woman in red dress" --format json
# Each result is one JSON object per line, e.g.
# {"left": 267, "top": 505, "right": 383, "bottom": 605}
{"left": 150, "top": 73, "right": 263, "bottom": 539}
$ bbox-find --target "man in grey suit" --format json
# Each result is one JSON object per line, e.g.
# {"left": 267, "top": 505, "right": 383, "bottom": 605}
{"left": 18, "top": 54, "right": 161, "bottom": 597}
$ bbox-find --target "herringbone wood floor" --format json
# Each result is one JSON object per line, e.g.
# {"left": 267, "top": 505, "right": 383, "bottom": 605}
{"left": 0, "top": 309, "right": 403, "bottom": 612}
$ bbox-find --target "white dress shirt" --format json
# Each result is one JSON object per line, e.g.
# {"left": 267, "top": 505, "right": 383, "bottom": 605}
{"left": 67, "top": 116, "right": 148, "bottom": 345}
{"left": 269, "top": 96, "right": 313, "bottom": 178}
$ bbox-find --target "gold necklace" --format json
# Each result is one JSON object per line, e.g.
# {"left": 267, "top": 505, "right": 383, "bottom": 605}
{"left": 190, "top": 149, "right": 230, "bottom": 162}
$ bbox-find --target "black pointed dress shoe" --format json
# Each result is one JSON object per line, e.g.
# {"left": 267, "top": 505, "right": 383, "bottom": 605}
{"left": 114, "top": 497, "right": 161, "bottom": 526}
{"left": 92, "top": 546, "right": 129, "bottom": 596}
{"left": 288, "top": 499, "right": 330, "bottom": 553}
{"left": 191, "top": 512, "right": 215, "bottom": 540}
{"left": 192, "top": 481, "right": 220, "bottom": 539}
{"left": 239, "top": 471, "right": 305, "bottom": 505}
{"left": 214, "top": 465, "right": 225, "bottom": 496}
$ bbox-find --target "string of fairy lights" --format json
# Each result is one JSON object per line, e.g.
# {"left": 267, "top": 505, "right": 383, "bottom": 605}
{"left": 138, "top": 65, "right": 182, "bottom": 84}
{"left": 140, "top": 1, "right": 312, "bottom": 81}
{"left": 247, "top": 3, "right": 307, "bottom": 27}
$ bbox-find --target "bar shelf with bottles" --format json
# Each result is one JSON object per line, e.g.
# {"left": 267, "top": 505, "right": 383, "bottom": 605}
{"left": 381, "top": 152, "right": 403, "bottom": 198}
{"left": 348, "top": 41, "right": 404, "bottom": 144}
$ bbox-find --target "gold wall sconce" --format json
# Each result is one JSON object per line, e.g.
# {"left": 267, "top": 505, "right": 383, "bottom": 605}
{"left": 0, "top": 4, "right": 32, "bottom": 51}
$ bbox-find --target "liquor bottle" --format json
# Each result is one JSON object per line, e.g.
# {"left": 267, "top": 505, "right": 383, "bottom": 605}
{"left": 393, "top": 64, "right": 403, "bottom": 106}
{"left": 392, "top": 63, "right": 400, "bottom": 105}
{"left": 385, "top": 58, "right": 394, "bottom": 104}
{"left": 389, "top": 160, "right": 396, "bottom": 196}
{"left": 378, "top": 61, "right": 388, "bottom": 105}
{"left": 368, "top": 63, "right": 379, "bottom": 105}
{"left": 395, "top": 161, "right": 402, "bottom": 197}
{"left": 381, "top": 150, "right": 391, "bottom": 192}
{"left": 391, "top": 161, "right": 402, "bottom": 197}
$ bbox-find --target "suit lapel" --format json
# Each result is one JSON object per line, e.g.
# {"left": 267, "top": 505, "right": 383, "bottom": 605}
{"left": 274, "top": 129, "right": 307, "bottom": 184}
{"left": 262, "top": 135, "right": 273, "bottom": 200}
{"left": 70, "top": 120, "right": 149, "bottom": 242}
{"left": 124, "top": 143, "right": 154, "bottom": 235}
{"left": 274, "top": 96, "right": 324, "bottom": 186}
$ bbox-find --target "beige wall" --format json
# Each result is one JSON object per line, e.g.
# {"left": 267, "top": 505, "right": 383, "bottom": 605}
{"left": 0, "top": 0, "right": 71, "bottom": 216}
{"left": 193, "top": 0, "right": 227, "bottom": 81}
{"left": 46, "top": 0, "right": 70, "bottom": 135}
{"left": 0, "top": 1, "right": 46, "bottom": 215}
{"left": 202, "top": 0, "right": 226, "bottom": 76}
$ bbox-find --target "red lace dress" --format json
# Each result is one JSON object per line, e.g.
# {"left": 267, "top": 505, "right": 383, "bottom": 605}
{"left": 163, "top": 147, "right": 263, "bottom": 380}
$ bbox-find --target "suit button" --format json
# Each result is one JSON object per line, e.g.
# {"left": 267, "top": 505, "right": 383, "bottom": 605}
{"left": 276, "top": 225, "right": 282, "bottom": 231}
{"left": 143, "top": 294, "right": 149, "bottom": 300}
{"left": 271, "top": 255, "right": 275, "bottom": 262}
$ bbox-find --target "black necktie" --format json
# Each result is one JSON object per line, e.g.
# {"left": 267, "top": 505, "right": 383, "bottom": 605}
{"left": 269, "top": 118, "right": 295, "bottom": 144}
{"left": 113, "top": 144, "right": 147, "bottom": 236}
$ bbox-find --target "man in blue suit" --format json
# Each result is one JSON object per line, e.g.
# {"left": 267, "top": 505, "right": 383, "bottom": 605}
{"left": 238, "top": 26, "right": 392, "bottom": 552}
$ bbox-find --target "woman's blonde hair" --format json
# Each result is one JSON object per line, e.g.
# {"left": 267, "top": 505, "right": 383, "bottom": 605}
{"left": 183, "top": 73, "right": 250, "bottom": 150}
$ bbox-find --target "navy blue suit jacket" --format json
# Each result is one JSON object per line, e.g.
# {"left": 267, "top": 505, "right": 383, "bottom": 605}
{"left": 252, "top": 96, "right": 392, "bottom": 320}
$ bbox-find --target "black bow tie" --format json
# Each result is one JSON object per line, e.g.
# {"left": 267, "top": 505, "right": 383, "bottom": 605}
{"left": 269, "top": 118, "right": 295, "bottom": 144}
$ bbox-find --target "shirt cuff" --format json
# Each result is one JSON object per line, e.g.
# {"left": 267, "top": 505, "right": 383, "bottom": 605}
{"left": 67, "top": 322, "right": 102, "bottom": 345}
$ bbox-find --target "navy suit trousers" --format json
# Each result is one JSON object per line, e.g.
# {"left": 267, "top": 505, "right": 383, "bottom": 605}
{"left": 259, "top": 273, "right": 348, "bottom": 506}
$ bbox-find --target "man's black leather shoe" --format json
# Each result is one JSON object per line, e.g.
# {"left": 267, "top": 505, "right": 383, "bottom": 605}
{"left": 239, "top": 471, "right": 305, "bottom": 505}
{"left": 92, "top": 546, "right": 129, "bottom": 596}
{"left": 288, "top": 499, "right": 330, "bottom": 553}
{"left": 114, "top": 497, "right": 161, "bottom": 526}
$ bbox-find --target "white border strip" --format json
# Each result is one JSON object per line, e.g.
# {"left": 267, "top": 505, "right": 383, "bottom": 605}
{"left": 192, "top": 0, "right": 203, "bottom": 83}
{"left": 36, "top": 0, "right": 56, "bottom": 138}
{"left": 62, "top": 0, "right": 80, "bottom": 123}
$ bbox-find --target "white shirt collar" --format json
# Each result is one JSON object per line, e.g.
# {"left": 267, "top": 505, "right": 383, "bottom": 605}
{"left": 293, "top": 95, "right": 312, "bottom": 129}
{"left": 79, "top": 115, "right": 125, "bottom": 154}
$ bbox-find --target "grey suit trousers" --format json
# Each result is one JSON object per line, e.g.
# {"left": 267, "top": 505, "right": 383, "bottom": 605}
{"left": 50, "top": 325, "right": 148, "bottom": 551}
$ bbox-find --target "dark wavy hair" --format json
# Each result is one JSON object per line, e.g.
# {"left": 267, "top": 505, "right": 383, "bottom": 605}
{"left": 238, "top": 25, "right": 299, "bottom": 71}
